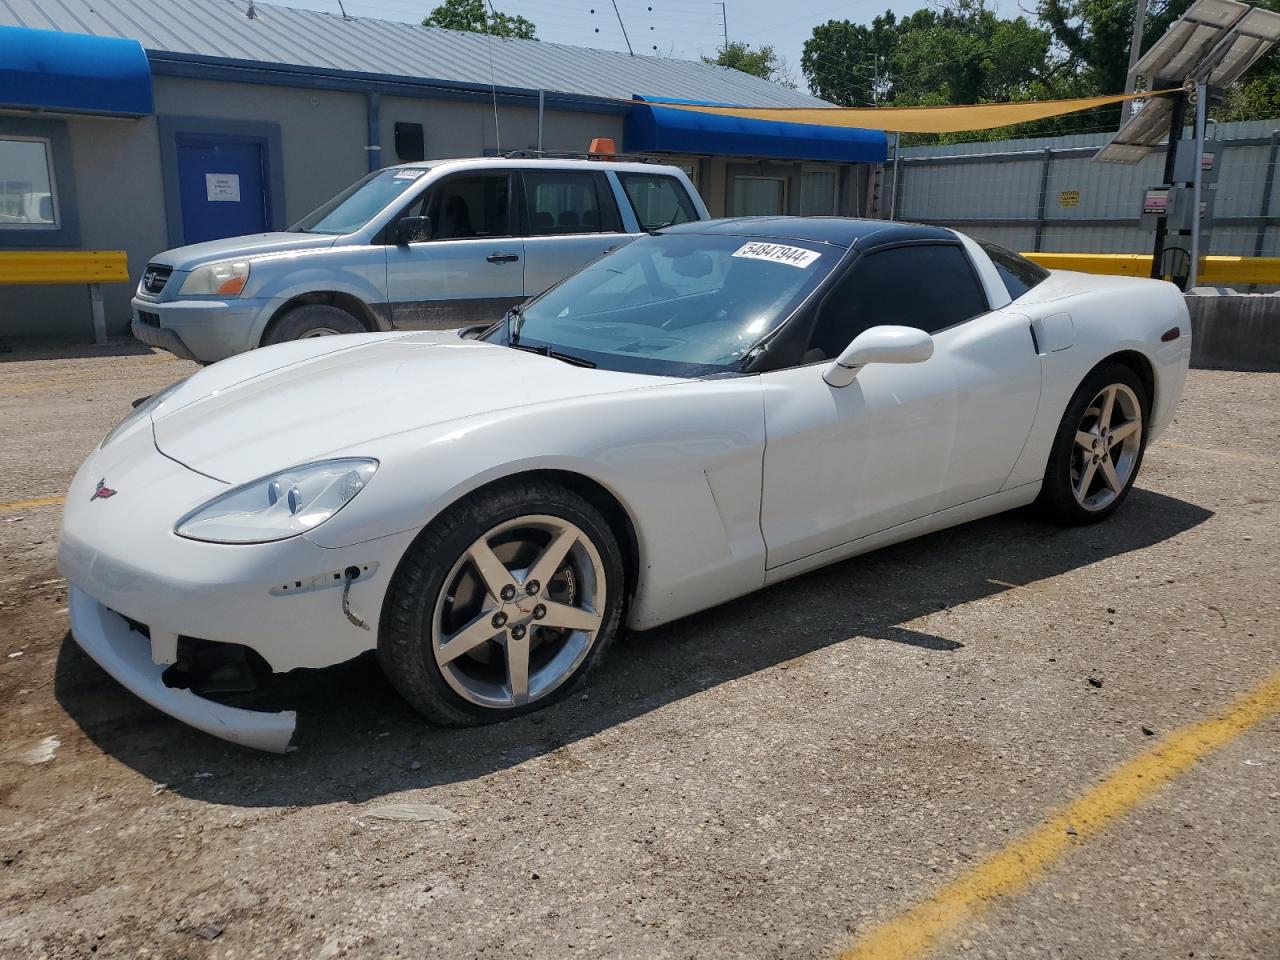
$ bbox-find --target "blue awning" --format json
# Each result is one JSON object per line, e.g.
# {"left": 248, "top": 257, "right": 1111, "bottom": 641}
{"left": 0, "top": 26, "right": 153, "bottom": 117}
{"left": 625, "top": 95, "right": 886, "bottom": 164}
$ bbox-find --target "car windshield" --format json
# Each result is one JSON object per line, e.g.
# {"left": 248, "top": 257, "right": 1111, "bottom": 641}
{"left": 484, "top": 233, "right": 839, "bottom": 376}
{"left": 291, "top": 167, "right": 430, "bottom": 235}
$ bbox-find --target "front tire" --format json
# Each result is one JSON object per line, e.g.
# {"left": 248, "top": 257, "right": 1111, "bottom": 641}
{"left": 262, "top": 304, "right": 364, "bottom": 344}
{"left": 1038, "top": 362, "right": 1149, "bottom": 525}
{"left": 378, "top": 479, "right": 625, "bottom": 726}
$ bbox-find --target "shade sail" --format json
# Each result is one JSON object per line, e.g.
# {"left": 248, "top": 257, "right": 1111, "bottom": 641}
{"left": 651, "top": 90, "right": 1177, "bottom": 135}
{"left": 0, "top": 26, "right": 153, "bottom": 116}
{"left": 625, "top": 96, "right": 888, "bottom": 162}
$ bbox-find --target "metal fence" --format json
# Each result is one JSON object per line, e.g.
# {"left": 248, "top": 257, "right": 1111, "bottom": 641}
{"left": 888, "top": 119, "right": 1280, "bottom": 261}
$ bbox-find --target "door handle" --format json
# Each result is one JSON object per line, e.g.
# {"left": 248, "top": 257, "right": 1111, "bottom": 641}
{"left": 486, "top": 252, "right": 520, "bottom": 263}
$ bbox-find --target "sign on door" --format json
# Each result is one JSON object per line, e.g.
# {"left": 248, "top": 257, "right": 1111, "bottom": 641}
{"left": 205, "top": 173, "right": 241, "bottom": 202}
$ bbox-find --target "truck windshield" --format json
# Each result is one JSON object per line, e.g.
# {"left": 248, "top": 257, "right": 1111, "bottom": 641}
{"left": 484, "top": 233, "right": 838, "bottom": 377}
{"left": 291, "top": 167, "right": 430, "bottom": 235}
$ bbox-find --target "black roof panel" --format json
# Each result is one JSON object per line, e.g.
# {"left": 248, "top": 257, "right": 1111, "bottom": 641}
{"left": 663, "top": 217, "right": 957, "bottom": 249}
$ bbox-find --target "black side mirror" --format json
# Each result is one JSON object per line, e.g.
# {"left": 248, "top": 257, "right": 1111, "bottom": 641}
{"left": 395, "top": 215, "right": 431, "bottom": 245}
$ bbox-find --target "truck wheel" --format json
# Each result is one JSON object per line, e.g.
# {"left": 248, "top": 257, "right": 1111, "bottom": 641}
{"left": 263, "top": 304, "right": 365, "bottom": 344}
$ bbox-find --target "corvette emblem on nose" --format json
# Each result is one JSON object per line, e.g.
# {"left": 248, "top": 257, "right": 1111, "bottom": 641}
{"left": 90, "top": 479, "right": 117, "bottom": 502}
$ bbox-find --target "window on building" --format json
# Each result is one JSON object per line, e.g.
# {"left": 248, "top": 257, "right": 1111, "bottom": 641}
{"left": 800, "top": 169, "right": 838, "bottom": 217}
{"left": 617, "top": 172, "right": 698, "bottom": 230}
{"left": 730, "top": 176, "right": 787, "bottom": 217}
{"left": 423, "top": 173, "right": 511, "bottom": 240}
{"left": 977, "top": 239, "right": 1050, "bottom": 300}
{"left": 0, "top": 137, "right": 57, "bottom": 228}
{"left": 807, "top": 244, "right": 989, "bottom": 360}
{"left": 522, "top": 170, "right": 619, "bottom": 235}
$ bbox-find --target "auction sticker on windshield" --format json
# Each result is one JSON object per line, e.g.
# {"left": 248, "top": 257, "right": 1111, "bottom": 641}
{"left": 391, "top": 169, "right": 425, "bottom": 180}
{"left": 732, "top": 242, "right": 821, "bottom": 268}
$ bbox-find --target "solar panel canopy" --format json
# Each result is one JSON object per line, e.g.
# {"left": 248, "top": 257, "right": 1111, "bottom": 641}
{"left": 1096, "top": 0, "right": 1280, "bottom": 162}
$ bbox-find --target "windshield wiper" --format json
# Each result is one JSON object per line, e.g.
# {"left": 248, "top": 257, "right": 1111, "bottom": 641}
{"left": 643, "top": 219, "right": 678, "bottom": 236}
{"left": 509, "top": 342, "right": 597, "bottom": 368}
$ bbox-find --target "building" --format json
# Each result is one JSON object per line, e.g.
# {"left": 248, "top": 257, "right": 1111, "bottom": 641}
{"left": 0, "top": 0, "right": 886, "bottom": 341}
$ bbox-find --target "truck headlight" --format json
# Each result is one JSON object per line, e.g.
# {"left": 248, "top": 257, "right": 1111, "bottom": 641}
{"left": 175, "top": 459, "right": 378, "bottom": 544}
{"left": 179, "top": 260, "right": 251, "bottom": 297}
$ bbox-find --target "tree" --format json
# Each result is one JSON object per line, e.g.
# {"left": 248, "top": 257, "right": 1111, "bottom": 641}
{"left": 702, "top": 41, "right": 796, "bottom": 88}
{"left": 801, "top": 13, "right": 902, "bottom": 105}
{"left": 802, "top": 1, "right": 1053, "bottom": 109}
{"left": 1035, "top": 0, "right": 1200, "bottom": 98}
{"left": 423, "top": 0, "right": 537, "bottom": 40}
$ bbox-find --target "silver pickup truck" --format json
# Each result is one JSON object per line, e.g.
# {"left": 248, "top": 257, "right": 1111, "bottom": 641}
{"left": 131, "top": 157, "right": 707, "bottom": 363}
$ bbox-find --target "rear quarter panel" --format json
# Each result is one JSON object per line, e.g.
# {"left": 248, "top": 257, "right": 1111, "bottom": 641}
{"left": 1004, "top": 271, "right": 1190, "bottom": 489}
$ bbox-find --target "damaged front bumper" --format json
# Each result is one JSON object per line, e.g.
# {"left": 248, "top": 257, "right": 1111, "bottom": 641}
{"left": 68, "top": 586, "right": 297, "bottom": 753}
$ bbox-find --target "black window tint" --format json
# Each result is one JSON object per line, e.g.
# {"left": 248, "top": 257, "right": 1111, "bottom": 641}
{"left": 807, "top": 244, "right": 987, "bottom": 360}
{"left": 617, "top": 172, "right": 698, "bottom": 230}
{"left": 423, "top": 173, "right": 510, "bottom": 241}
{"left": 522, "top": 170, "right": 614, "bottom": 236}
{"left": 978, "top": 239, "right": 1049, "bottom": 300}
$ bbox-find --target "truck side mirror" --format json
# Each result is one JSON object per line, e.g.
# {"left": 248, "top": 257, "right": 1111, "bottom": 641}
{"left": 395, "top": 216, "right": 431, "bottom": 245}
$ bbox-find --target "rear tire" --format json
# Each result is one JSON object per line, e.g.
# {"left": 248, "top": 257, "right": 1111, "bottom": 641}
{"left": 262, "top": 304, "right": 364, "bottom": 345}
{"left": 378, "top": 479, "right": 625, "bottom": 726}
{"left": 1037, "top": 362, "right": 1149, "bottom": 525}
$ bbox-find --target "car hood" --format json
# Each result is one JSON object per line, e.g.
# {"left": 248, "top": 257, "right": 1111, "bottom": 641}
{"left": 152, "top": 232, "right": 338, "bottom": 269}
{"left": 152, "top": 332, "right": 679, "bottom": 483}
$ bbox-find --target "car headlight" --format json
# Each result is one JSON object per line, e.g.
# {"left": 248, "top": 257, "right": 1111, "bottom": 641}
{"left": 175, "top": 459, "right": 378, "bottom": 544}
{"left": 178, "top": 260, "right": 251, "bottom": 297}
{"left": 100, "top": 378, "right": 188, "bottom": 449}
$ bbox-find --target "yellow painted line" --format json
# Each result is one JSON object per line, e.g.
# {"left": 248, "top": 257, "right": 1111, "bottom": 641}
{"left": 839, "top": 667, "right": 1280, "bottom": 960}
{"left": 0, "top": 495, "right": 64, "bottom": 513}
{"left": 1159, "top": 440, "right": 1279, "bottom": 466}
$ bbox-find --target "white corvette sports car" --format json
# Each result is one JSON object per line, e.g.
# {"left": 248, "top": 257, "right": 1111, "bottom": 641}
{"left": 58, "top": 218, "right": 1190, "bottom": 752}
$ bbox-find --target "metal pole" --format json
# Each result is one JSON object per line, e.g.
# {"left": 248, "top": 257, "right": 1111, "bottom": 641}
{"left": 365, "top": 92, "right": 381, "bottom": 173}
{"left": 1120, "top": 0, "right": 1150, "bottom": 126}
{"left": 1033, "top": 147, "right": 1053, "bottom": 252}
{"left": 719, "top": 2, "right": 727, "bottom": 51}
{"left": 610, "top": 0, "right": 633, "bottom": 56}
{"left": 890, "top": 132, "right": 901, "bottom": 221}
{"left": 1253, "top": 130, "right": 1278, "bottom": 259}
{"left": 1150, "top": 92, "right": 1187, "bottom": 279}
{"left": 88, "top": 283, "right": 107, "bottom": 345}
{"left": 537, "top": 89, "right": 545, "bottom": 154}
{"left": 1188, "top": 81, "right": 1207, "bottom": 289}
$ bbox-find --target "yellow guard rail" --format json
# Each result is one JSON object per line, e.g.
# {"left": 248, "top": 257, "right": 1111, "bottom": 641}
{"left": 0, "top": 250, "right": 130, "bottom": 344}
{"left": 1022, "top": 252, "right": 1280, "bottom": 286}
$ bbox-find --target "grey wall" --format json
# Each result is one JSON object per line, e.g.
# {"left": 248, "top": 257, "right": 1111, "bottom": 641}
{"left": 887, "top": 119, "right": 1280, "bottom": 267}
{"left": 155, "top": 76, "right": 369, "bottom": 226}
{"left": 0, "top": 112, "right": 165, "bottom": 341}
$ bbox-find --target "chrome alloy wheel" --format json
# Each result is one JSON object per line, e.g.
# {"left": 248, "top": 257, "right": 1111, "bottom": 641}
{"left": 300, "top": 327, "right": 341, "bottom": 338}
{"left": 1071, "top": 382, "right": 1143, "bottom": 512}
{"left": 431, "top": 515, "right": 606, "bottom": 709}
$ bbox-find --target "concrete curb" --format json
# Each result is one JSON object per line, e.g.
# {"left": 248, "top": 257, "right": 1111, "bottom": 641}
{"left": 1186, "top": 289, "right": 1280, "bottom": 371}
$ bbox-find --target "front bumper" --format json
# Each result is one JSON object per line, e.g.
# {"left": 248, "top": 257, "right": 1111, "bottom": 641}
{"left": 68, "top": 586, "right": 297, "bottom": 753}
{"left": 57, "top": 428, "right": 419, "bottom": 750}
{"left": 132, "top": 318, "right": 200, "bottom": 363}
{"left": 131, "top": 296, "right": 278, "bottom": 363}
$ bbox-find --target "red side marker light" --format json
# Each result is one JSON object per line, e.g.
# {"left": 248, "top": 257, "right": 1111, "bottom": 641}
{"left": 1160, "top": 327, "right": 1181, "bottom": 342}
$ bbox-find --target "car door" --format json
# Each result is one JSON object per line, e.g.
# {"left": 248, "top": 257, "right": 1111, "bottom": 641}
{"left": 384, "top": 170, "right": 525, "bottom": 328}
{"left": 518, "top": 169, "right": 632, "bottom": 297}
{"left": 759, "top": 242, "right": 1041, "bottom": 569}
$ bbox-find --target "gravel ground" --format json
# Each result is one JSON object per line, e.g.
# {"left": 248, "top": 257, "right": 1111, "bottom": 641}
{"left": 0, "top": 344, "right": 1276, "bottom": 960}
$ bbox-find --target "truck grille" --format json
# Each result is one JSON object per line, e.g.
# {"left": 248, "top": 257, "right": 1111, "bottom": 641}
{"left": 141, "top": 263, "right": 172, "bottom": 295}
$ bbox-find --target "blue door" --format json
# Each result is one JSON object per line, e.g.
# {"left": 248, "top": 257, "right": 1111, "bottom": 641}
{"left": 176, "top": 134, "right": 270, "bottom": 244}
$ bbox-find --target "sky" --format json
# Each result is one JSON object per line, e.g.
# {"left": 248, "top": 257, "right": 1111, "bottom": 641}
{"left": 270, "top": 0, "right": 1024, "bottom": 94}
